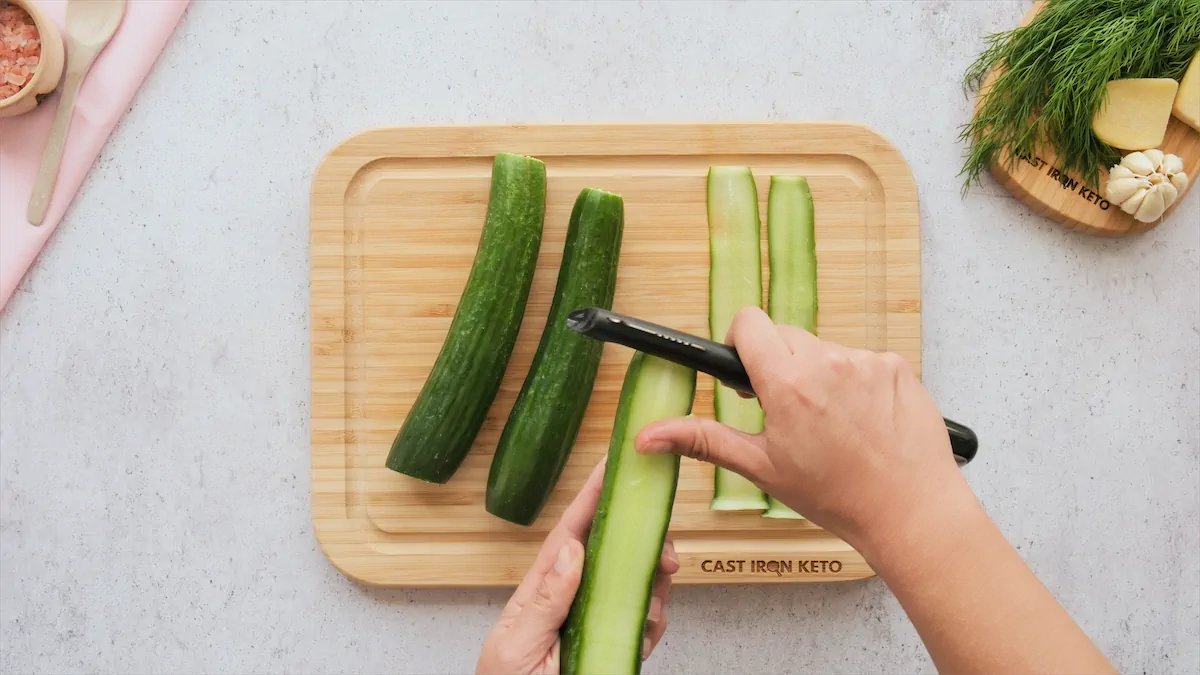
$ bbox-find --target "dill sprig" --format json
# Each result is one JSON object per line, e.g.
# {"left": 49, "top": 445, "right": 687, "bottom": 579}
{"left": 960, "top": 0, "right": 1200, "bottom": 192}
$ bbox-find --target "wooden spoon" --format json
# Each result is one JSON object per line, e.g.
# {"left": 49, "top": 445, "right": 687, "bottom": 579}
{"left": 27, "top": 0, "right": 126, "bottom": 226}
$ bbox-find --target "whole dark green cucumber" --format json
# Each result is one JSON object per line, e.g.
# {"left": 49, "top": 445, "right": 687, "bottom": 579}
{"left": 486, "top": 188, "right": 625, "bottom": 525}
{"left": 384, "top": 152, "right": 547, "bottom": 483}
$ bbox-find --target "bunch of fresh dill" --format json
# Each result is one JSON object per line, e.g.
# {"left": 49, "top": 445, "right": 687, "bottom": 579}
{"left": 959, "top": 0, "right": 1200, "bottom": 192}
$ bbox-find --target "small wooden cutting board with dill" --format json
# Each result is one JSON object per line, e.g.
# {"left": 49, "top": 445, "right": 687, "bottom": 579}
{"left": 961, "top": 0, "right": 1200, "bottom": 237}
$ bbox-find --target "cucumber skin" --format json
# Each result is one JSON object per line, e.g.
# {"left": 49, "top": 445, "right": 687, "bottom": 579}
{"left": 384, "top": 153, "right": 547, "bottom": 483}
{"left": 763, "top": 176, "right": 816, "bottom": 520}
{"left": 706, "top": 166, "right": 769, "bottom": 511}
{"left": 561, "top": 352, "right": 696, "bottom": 675}
{"left": 486, "top": 189, "right": 626, "bottom": 526}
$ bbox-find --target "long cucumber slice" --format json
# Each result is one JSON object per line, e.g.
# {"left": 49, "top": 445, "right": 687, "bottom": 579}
{"left": 561, "top": 352, "right": 696, "bottom": 675}
{"left": 486, "top": 189, "right": 625, "bottom": 525}
{"left": 384, "top": 153, "right": 547, "bottom": 483}
{"left": 763, "top": 176, "right": 816, "bottom": 520}
{"left": 706, "top": 166, "right": 769, "bottom": 511}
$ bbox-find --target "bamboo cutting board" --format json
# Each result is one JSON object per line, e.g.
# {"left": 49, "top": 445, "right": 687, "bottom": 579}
{"left": 310, "top": 122, "right": 920, "bottom": 587}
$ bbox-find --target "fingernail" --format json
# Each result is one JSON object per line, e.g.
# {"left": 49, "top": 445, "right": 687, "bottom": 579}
{"left": 642, "top": 636, "right": 652, "bottom": 660}
{"left": 665, "top": 544, "right": 679, "bottom": 567}
{"left": 555, "top": 543, "right": 573, "bottom": 573}
{"left": 648, "top": 597, "right": 662, "bottom": 622}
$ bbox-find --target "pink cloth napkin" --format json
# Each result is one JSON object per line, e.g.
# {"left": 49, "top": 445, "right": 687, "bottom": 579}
{"left": 0, "top": 0, "right": 188, "bottom": 311}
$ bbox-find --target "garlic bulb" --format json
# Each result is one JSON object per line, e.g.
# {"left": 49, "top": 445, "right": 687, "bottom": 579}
{"left": 1106, "top": 150, "right": 1190, "bottom": 223}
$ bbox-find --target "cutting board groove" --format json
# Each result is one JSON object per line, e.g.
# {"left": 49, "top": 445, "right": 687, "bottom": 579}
{"left": 311, "top": 122, "right": 920, "bottom": 587}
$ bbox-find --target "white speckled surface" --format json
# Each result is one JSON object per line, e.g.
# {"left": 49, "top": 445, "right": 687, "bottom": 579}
{"left": 1, "top": 1, "right": 1197, "bottom": 673}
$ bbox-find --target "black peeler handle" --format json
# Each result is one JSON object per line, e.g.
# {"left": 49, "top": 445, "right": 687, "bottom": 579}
{"left": 566, "top": 307, "right": 978, "bottom": 466}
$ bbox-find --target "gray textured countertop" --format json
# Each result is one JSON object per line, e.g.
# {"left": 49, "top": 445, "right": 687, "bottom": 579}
{"left": 2, "top": 2, "right": 1197, "bottom": 673}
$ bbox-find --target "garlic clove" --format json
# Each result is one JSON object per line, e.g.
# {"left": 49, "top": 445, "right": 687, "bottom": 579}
{"left": 1170, "top": 171, "right": 1189, "bottom": 193}
{"left": 1109, "top": 164, "right": 1137, "bottom": 181}
{"left": 1121, "top": 186, "right": 1150, "bottom": 215}
{"left": 1163, "top": 153, "right": 1184, "bottom": 175}
{"left": 1134, "top": 186, "right": 1167, "bottom": 223}
{"left": 1143, "top": 149, "right": 1165, "bottom": 170}
{"left": 1106, "top": 176, "right": 1147, "bottom": 204}
{"left": 1122, "top": 151, "right": 1156, "bottom": 176}
{"left": 1160, "top": 182, "right": 1179, "bottom": 209}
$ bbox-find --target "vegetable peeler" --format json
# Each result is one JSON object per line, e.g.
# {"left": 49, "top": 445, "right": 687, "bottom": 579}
{"left": 566, "top": 307, "right": 979, "bottom": 466}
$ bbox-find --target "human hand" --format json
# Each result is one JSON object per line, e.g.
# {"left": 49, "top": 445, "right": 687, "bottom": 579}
{"left": 476, "top": 458, "right": 679, "bottom": 675}
{"left": 634, "top": 306, "right": 973, "bottom": 560}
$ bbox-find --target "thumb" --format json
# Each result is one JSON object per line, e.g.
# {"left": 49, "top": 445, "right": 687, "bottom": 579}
{"left": 506, "top": 538, "right": 584, "bottom": 653}
{"left": 636, "top": 416, "right": 773, "bottom": 485}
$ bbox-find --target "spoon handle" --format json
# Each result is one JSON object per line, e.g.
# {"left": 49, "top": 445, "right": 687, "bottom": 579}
{"left": 27, "top": 48, "right": 94, "bottom": 226}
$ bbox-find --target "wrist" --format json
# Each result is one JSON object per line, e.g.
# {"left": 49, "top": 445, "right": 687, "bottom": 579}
{"left": 855, "top": 473, "right": 987, "bottom": 580}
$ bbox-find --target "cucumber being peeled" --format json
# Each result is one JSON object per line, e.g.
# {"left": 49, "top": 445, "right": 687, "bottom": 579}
{"left": 561, "top": 352, "right": 696, "bottom": 675}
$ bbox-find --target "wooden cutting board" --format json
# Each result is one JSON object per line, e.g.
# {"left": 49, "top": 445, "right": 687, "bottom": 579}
{"left": 310, "top": 122, "right": 920, "bottom": 587}
{"left": 979, "top": 1, "right": 1200, "bottom": 237}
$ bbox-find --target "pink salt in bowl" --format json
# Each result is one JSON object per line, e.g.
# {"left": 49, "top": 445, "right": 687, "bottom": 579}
{"left": 0, "top": 0, "right": 64, "bottom": 118}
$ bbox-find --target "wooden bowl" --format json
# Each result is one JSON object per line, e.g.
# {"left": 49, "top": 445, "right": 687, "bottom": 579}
{"left": 973, "top": 1, "right": 1199, "bottom": 237}
{"left": 0, "top": 0, "right": 66, "bottom": 118}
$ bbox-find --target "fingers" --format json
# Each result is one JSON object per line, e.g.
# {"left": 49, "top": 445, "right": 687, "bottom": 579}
{"left": 774, "top": 324, "right": 824, "bottom": 355}
{"left": 507, "top": 458, "right": 606, "bottom": 613}
{"left": 504, "top": 539, "right": 585, "bottom": 657}
{"left": 643, "top": 565, "right": 673, "bottom": 660}
{"left": 636, "top": 415, "right": 773, "bottom": 485}
{"left": 725, "top": 307, "right": 791, "bottom": 393}
{"left": 553, "top": 456, "right": 608, "bottom": 541}
{"left": 659, "top": 539, "right": 680, "bottom": 575}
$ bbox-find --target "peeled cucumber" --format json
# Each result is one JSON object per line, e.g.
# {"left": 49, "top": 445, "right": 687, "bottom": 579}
{"left": 706, "top": 166, "right": 769, "bottom": 512}
{"left": 763, "top": 176, "right": 816, "bottom": 520}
